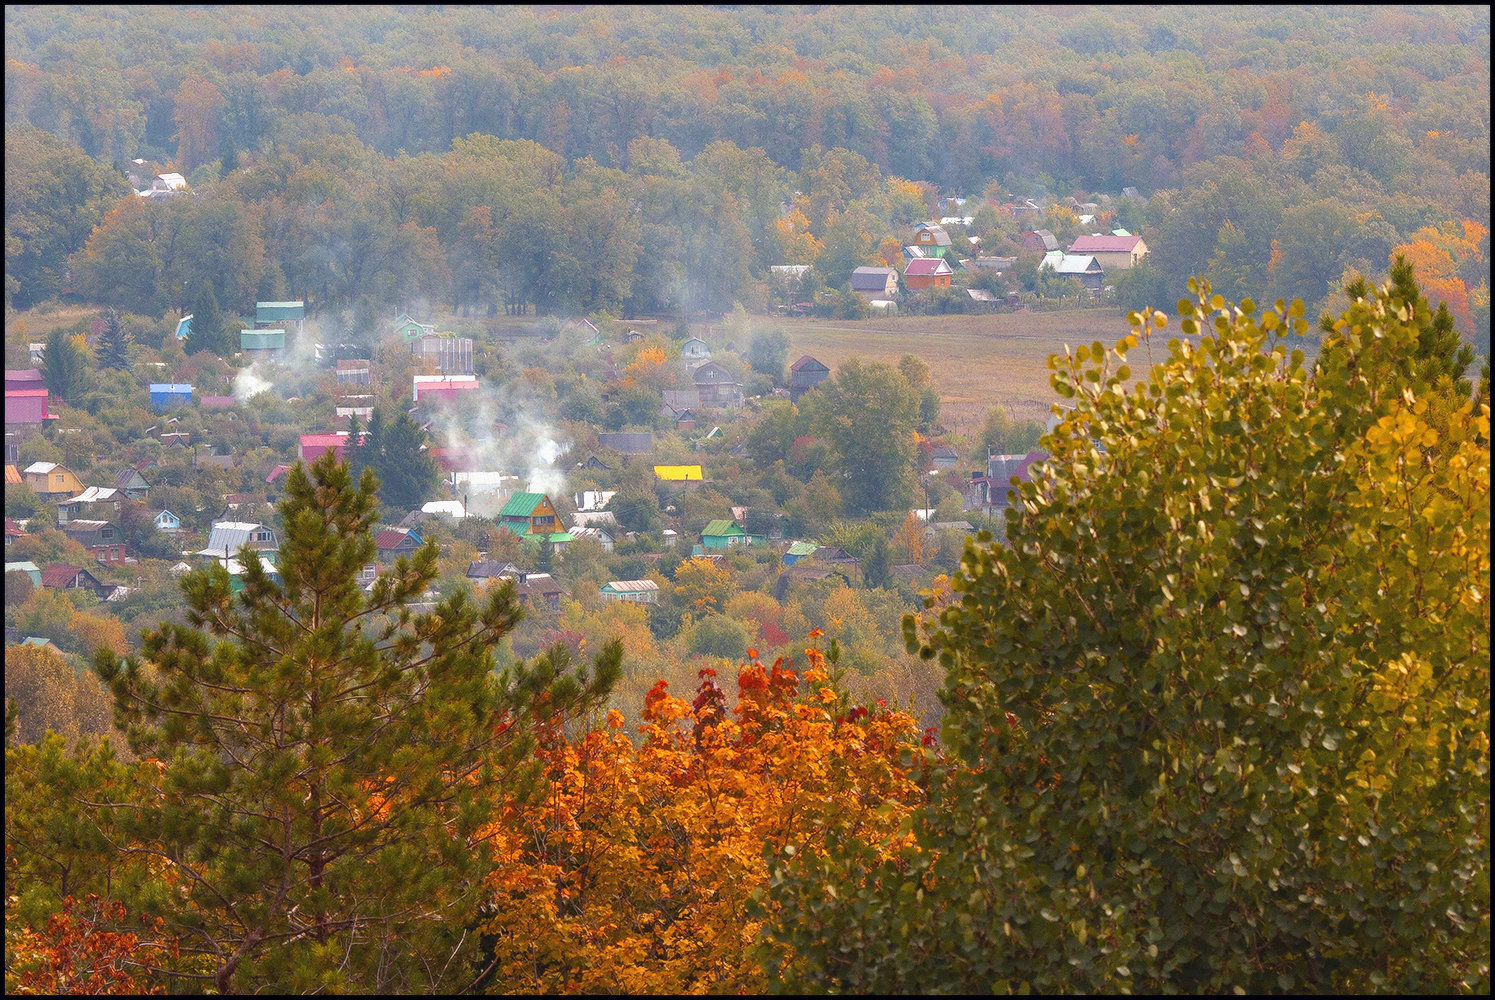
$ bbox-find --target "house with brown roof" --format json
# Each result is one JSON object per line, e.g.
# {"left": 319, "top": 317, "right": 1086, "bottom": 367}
{"left": 1017, "top": 230, "right": 1059, "bottom": 255}
{"left": 789, "top": 356, "right": 831, "bottom": 403}
{"left": 40, "top": 563, "right": 109, "bottom": 598}
{"left": 375, "top": 527, "right": 423, "bottom": 563}
{"left": 112, "top": 466, "right": 151, "bottom": 499}
{"left": 912, "top": 224, "right": 953, "bottom": 257}
{"left": 692, "top": 362, "right": 742, "bottom": 409}
{"left": 1066, "top": 234, "right": 1149, "bottom": 271}
{"left": 60, "top": 519, "right": 127, "bottom": 565}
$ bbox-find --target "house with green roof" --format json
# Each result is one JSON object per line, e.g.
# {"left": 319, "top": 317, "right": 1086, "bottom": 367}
{"left": 255, "top": 301, "right": 305, "bottom": 334}
{"left": 241, "top": 328, "right": 285, "bottom": 353}
{"left": 700, "top": 518, "right": 763, "bottom": 551}
{"left": 498, "top": 492, "right": 573, "bottom": 547}
{"left": 782, "top": 540, "right": 819, "bottom": 566}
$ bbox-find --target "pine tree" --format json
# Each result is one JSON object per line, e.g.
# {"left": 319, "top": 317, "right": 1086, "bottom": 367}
{"left": 94, "top": 453, "right": 621, "bottom": 992}
{"left": 185, "top": 280, "right": 229, "bottom": 357}
{"left": 374, "top": 410, "right": 438, "bottom": 513}
{"left": 42, "top": 328, "right": 93, "bottom": 404}
{"left": 98, "top": 309, "right": 131, "bottom": 371}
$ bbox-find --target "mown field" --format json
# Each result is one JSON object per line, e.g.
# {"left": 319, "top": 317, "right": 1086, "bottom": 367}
{"left": 769, "top": 308, "right": 1135, "bottom": 432}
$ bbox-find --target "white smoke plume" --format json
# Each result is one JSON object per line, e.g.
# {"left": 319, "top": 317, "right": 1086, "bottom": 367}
{"left": 233, "top": 363, "right": 273, "bottom": 401}
{"left": 422, "top": 378, "right": 573, "bottom": 518}
{"left": 231, "top": 316, "right": 331, "bottom": 402}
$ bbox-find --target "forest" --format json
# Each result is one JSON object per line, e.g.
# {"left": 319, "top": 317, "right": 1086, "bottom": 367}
{"left": 4, "top": 6, "right": 1490, "bottom": 348}
{"left": 3, "top": 5, "right": 1491, "bottom": 996}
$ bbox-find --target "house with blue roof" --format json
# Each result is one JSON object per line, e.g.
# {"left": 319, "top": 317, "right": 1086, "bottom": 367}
{"left": 149, "top": 383, "right": 193, "bottom": 411}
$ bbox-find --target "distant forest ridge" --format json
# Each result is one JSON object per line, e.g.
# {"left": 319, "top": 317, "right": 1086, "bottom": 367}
{"left": 6, "top": 7, "right": 1487, "bottom": 187}
{"left": 4, "top": 6, "right": 1490, "bottom": 347}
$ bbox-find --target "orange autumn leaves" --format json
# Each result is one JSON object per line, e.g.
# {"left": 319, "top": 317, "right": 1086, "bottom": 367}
{"left": 478, "top": 646, "right": 925, "bottom": 994}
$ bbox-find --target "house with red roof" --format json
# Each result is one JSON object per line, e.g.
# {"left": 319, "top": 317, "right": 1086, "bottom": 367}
{"left": 298, "top": 432, "right": 366, "bottom": 464}
{"left": 5, "top": 369, "right": 45, "bottom": 392}
{"left": 903, "top": 257, "right": 954, "bottom": 291}
{"left": 375, "top": 527, "right": 423, "bottom": 563}
{"left": 1066, "top": 234, "right": 1149, "bottom": 271}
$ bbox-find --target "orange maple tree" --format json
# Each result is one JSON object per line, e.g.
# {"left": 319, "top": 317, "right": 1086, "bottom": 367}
{"left": 478, "top": 643, "right": 925, "bottom": 994}
{"left": 5, "top": 895, "right": 176, "bottom": 995}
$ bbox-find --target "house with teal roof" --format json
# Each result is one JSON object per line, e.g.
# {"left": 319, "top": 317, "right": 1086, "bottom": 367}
{"left": 255, "top": 301, "right": 304, "bottom": 335}
{"left": 241, "top": 328, "right": 285, "bottom": 353}
{"left": 5, "top": 561, "right": 42, "bottom": 587}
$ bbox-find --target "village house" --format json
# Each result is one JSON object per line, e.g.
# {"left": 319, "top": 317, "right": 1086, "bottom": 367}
{"left": 6, "top": 560, "right": 42, "bottom": 586}
{"left": 574, "top": 490, "right": 617, "bottom": 512}
{"left": 973, "top": 451, "right": 1050, "bottom": 509}
{"left": 152, "top": 509, "right": 182, "bottom": 534}
{"left": 468, "top": 562, "right": 565, "bottom": 610}
{"left": 23, "top": 462, "right": 82, "bottom": 498}
{"left": 40, "top": 563, "right": 110, "bottom": 599}
{"left": 57, "top": 487, "right": 124, "bottom": 525}
{"left": 654, "top": 464, "right": 703, "bottom": 484}
{"left": 375, "top": 526, "right": 423, "bottom": 563}
{"left": 681, "top": 338, "right": 712, "bottom": 364}
{"left": 200, "top": 395, "right": 236, "bottom": 411}
{"left": 498, "top": 493, "right": 573, "bottom": 547}
{"left": 5, "top": 369, "right": 44, "bottom": 392}
{"left": 692, "top": 361, "right": 742, "bottom": 409}
{"left": 570, "top": 524, "right": 615, "bottom": 552}
{"left": 174, "top": 314, "right": 193, "bottom": 341}
{"left": 1044, "top": 253, "right": 1106, "bottom": 294}
{"left": 789, "top": 355, "right": 831, "bottom": 403}
{"left": 60, "top": 520, "right": 127, "bottom": 565}
{"left": 148, "top": 383, "right": 193, "bottom": 411}
{"left": 4, "top": 518, "right": 23, "bottom": 547}
{"left": 701, "top": 518, "right": 762, "bottom": 550}
{"left": 930, "top": 444, "right": 960, "bottom": 469}
{"left": 903, "top": 257, "right": 954, "bottom": 291}
{"left": 137, "top": 172, "right": 188, "bottom": 199}
{"left": 912, "top": 223, "right": 953, "bottom": 257}
{"left": 850, "top": 265, "right": 899, "bottom": 301}
{"left": 196, "top": 521, "right": 279, "bottom": 561}
{"left": 4, "top": 384, "right": 58, "bottom": 462}
{"left": 298, "top": 432, "right": 364, "bottom": 464}
{"left": 256, "top": 301, "right": 305, "bottom": 337}
{"left": 600, "top": 579, "right": 659, "bottom": 604}
{"left": 193, "top": 446, "right": 238, "bottom": 471}
{"left": 391, "top": 314, "right": 437, "bottom": 342}
{"left": 509, "top": 570, "right": 565, "bottom": 611}
{"left": 782, "top": 540, "right": 819, "bottom": 566}
{"left": 240, "top": 328, "right": 285, "bottom": 356}
{"left": 1067, "top": 234, "right": 1149, "bottom": 271}
{"left": 412, "top": 374, "right": 479, "bottom": 406}
{"left": 1017, "top": 229, "right": 1060, "bottom": 255}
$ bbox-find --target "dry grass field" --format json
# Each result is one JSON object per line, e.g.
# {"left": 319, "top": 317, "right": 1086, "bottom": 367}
{"left": 769, "top": 308, "right": 1135, "bottom": 434}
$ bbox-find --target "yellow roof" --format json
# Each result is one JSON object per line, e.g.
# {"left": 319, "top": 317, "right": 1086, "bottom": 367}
{"left": 654, "top": 464, "right": 703, "bottom": 481}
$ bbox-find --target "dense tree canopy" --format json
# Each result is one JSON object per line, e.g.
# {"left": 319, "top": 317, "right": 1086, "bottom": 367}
{"left": 763, "top": 276, "right": 1491, "bottom": 993}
